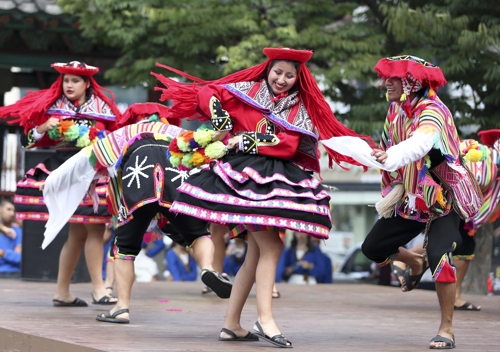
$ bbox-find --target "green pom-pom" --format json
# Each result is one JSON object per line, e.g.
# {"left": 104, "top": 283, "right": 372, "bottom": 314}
{"left": 63, "top": 125, "right": 80, "bottom": 141}
{"left": 177, "top": 137, "right": 191, "bottom": 152}
{"left": 48, "top": 127, "right": 61, "bottom": 140}
{"left": 76, "top": 134, "right": 91, "bottom": 147}
{"left": 148, "top": 114, "right": 159, "bottom": 122}
{"left": 193, "top": 129, "right": 216, "bottom": 147}
{"left": 181, "top": 153, "right": 194, "bottom": 169}
{"left": 170, "top": 156, "right": 181, "bottom": 168}
{"left": 205, "top": 141, "right": 227, "bottom": 159}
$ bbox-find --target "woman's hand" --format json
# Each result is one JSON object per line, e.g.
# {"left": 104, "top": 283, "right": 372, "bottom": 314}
{"left": 300, "top": 260, "right": 314, "bottom": 270}
{"left": 371, "top": 149, "right": 388, "bottom": 164}
{"left": 226, "top": 136, "right": 241, "bottom": 152}
{"left": 37, "top": 117, "right": 60, "bottom": 134}
{"left": 212, "top": 130, "right": 229, "bottom": 141}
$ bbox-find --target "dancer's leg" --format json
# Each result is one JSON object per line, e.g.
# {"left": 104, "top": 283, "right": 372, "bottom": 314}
{"left": 53, "top": 223, "right": 87, "bottom": 303}
{"left": 251, "top": 230, "right": 288, "bottom": 342}
{"left": 220, "top": 232, "right": 259, "bottom": 338}
{"left": 84, "top": 223, "right": 117, "bottom": 302}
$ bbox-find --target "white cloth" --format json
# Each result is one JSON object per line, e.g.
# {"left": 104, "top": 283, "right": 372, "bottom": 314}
{"left": 42, "top": 147, "right": 99, "bottom": 249}
{"left": 134, "top": 249, "right": 159, "bottom": 282}
{"left": 320, "top": 133, "right": 435, "bottom": 172}
{"left": 288, "top": 274, "right": 317, "bottom": 285}
{"left": 32, "top": 127, "right": 45, "bottom": 140}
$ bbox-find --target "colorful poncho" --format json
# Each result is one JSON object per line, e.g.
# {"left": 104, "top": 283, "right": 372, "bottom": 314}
{"left": 380, "top": 94, "right": 481, "bottom": 222}
{"left": 461, "top": 139, "right": 500, "bottom": 234}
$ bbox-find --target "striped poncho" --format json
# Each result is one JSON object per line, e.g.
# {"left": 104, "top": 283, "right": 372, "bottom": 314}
{"left": 380, "top": 94, "right": 477, "bottom": 222}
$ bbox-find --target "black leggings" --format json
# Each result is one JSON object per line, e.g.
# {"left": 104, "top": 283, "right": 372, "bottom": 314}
{"left": 362, "top": 211, "right": 462, "bottom": 280}
{"left": 114, "top": 203, "right": 209, "bottom": 259}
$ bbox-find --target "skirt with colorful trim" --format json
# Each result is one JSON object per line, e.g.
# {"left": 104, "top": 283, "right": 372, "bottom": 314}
{"left": 14, "top": 149, "right": 110, "bottom": 224}
{"left": 170, "top": 151, "right": 332, "bottom": 239}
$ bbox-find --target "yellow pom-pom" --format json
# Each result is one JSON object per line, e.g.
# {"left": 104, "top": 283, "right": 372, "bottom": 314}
{"left": 465, "top": 149, "right": 483, "bottom": 162}
{"left": 436, "top": 189, "right": 446, "bottom": 208}
{"left": 205, "top": 141, "right": 228, "bottom": 159}
{"left": 160, "top": 118, "right": 169, "bottom": 124}
{"left": 190, "top": 152, "right": 207, "bottom": 167}
{"left": 400, "top": 93, "right": 407, "bottom": 102}
{"left": 427, "top": 88, "right": 435, "bottom": 98}
{"left": 385, "top": 92, "right": 389, "bottom": 101}
{"left": 193, "top": 130, "right": 216, "bottom": 147}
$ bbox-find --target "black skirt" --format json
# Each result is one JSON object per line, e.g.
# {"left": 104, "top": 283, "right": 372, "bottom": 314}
{"left": 14, "top": 149, "right": 110, "bottom": 224}
{"left": 170, "top": 151, "right": 332, "bottom": 239}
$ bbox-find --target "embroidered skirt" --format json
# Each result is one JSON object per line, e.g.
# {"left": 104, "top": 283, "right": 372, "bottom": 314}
{"left": 14, "top": 149, "right": 109, "bottom": 224}
{"left": 170, "top": 151, "right": 332, "bottom": 239}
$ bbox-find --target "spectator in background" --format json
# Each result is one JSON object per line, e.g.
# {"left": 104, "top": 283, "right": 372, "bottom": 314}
{"left": 134, "top": 239, "right": 160, "bottom": 283}
{"left": 165, "top": 242, "right": 197, "bottom": 282}
{"left": 223, "top": 238, "right": 247, "bottom": 278}
{"left": 282, "top": 232, "right": 326, "bottom": 285}
{"left": 0, "top": 198, "right": 22, "bottom": 278}
{"left": 310, "top": 238, "right": 333, "bottom": 284}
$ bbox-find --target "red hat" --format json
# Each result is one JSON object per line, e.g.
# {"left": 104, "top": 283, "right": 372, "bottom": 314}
{"left": 374, "top": 55, "right": 447, "bottom": 90}
{"left": 263, "top": 47, "right": 313, "bottom": 63}
{"left": 478, "top": 129, "right": 500, "bottom": 147}
{"left": 51, "top": 61, "right": 99, "bottom": 76}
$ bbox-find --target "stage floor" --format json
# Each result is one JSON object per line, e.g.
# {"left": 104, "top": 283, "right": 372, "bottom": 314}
{"left": 0, "top": 279, "right": 498, "bottom": 351}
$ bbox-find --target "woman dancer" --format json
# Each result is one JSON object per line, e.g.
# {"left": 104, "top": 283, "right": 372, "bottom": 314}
{"left": 153, "top": 47, "right": 370, "bottom": 347}
{"left": 0, "top": 61, "right": 120, "bottom": 306}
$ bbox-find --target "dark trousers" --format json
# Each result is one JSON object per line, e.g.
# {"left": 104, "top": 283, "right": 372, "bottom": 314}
{"left": 114, "top": 203, "right": 209, "bottom": 259}
{"left": 362, "top": 211, "right": 461, "bottom": 279}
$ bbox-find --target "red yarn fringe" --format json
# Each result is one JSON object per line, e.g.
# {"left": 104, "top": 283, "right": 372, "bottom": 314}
{"left": 0, "top": 75, "right": 121, "bottom": 133}
{"left": 152, "top": 61, "right": 373, "bottom": 170}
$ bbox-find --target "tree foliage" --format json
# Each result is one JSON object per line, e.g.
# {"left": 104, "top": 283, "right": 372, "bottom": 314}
{"left": 58, "top": 0, "right": 500, "bottom": 138}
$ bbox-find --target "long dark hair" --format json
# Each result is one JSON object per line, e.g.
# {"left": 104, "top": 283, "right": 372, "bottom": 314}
{"left": 290, "top": 232, "right": 315, "bottom": 252}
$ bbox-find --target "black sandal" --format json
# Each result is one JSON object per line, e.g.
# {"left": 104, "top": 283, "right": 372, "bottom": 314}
{"left": 92, "top": 294, "right": 117, "bottom": 305}
{"left": 96, "top": 308, "right": 130, "bottom": 324}
{"left": 52, "top": 297, "right": 88, "bottom": 307}
{"left": 390, "top": 262, "right": 406, "bottom": 287}
{"left": 253, "top": 321, "right": 292, "bottom": 348}
{"left": 402, "top": 259, "right": 428, "bottom": 291}
{"left": 429, "top": 334, "right": 455, "bottom": 349}
{"left": 218, "top": 328, "right": 259, "bottom": 341}
{"left": 200, "top": 269, "right": 232, "bottom": 299}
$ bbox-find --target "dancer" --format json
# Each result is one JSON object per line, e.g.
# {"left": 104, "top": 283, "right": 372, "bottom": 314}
{"left": 42, "top": 103, "right": 232, "bottom": 324}
{"left": 392, "top": 135, "right": 500, "bottom": 311}
{"left": 0, "top": 61, "right": 120, "bottom": 307}
{"left": 322, "top": 55, "right": 483, "bottom": 349}
{"left": 153, "top": 47, "right": 370, "bottom": 347}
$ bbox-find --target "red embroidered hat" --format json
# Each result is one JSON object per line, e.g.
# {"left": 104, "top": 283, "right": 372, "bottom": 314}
{"left": 374, "top": 55, "right": 447, "bottom": 89}
{"left": 478, "top": 129, "right": 500, "bottom": 147}
{"left": 51, "top": 61, "right": 99, "bottom": 76}
{"left": 263, "top": 47, "right": 313, "bottom": 63}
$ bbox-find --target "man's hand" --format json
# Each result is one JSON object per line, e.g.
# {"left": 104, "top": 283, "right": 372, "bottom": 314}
{"left": 371, "top": 149, "right": 388, "bottom": 164}
{"left": 0, "top": 226, "right": 16, "bottom": 239}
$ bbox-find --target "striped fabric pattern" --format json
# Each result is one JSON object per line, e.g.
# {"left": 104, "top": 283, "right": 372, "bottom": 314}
{"left": 380, "top": 95, "right": 461, "bottom": 222}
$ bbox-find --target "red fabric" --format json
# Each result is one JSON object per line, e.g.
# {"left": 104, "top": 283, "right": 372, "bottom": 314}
{"left": 435, "top": 261, "right": 456, "bottom": 283}
{"left": 263, "top": 47, "right": 312, "bottom": 63}
{"left": 119, "top": 102, "right": 172, "bottom": 127}
{"left": 478, "top": 129, "right": 500, "bottom": 146}
{"left": 197, "top": 84, "right": 303, "bottom": 161}
{"left": 374, "top": 57, "right": 447, "bottom": 89}
{"left": 152, "top": 47, "right": 374, "bottom": 170}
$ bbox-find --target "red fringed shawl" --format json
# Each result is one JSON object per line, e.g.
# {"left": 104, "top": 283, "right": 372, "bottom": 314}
{"left": 0, "top": 75, "right": 122, "bottom": 133}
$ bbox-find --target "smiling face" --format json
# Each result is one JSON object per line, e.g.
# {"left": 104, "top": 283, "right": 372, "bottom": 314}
{"left": 384, "top": 77, "right": 404, "bottom": 102}
{"left": 267, "top": 61, "right": 298, "bottom": 96}
{"left": 63, "top": 74, "right": 89, "bottom": 105}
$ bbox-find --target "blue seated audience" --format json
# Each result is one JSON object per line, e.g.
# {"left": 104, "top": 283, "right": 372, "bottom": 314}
{"left": 165, "top": 242, "right": 197, "bottom": 282}
{"left": 0, "top": 198, "right": 22, "bottom": 278}
{"left": 223, "top": 238, "right": 247, "bottom": 277}
{"left": 281, "top": 231, "right": 329, "bottom": 284}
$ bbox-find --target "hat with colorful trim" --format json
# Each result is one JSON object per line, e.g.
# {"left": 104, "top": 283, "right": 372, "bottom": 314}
{"left": 51, "top": 61, "right": 99, "bottom": 76}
